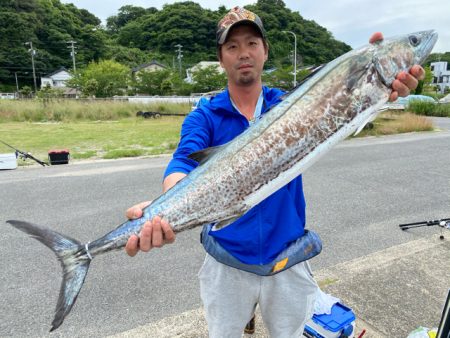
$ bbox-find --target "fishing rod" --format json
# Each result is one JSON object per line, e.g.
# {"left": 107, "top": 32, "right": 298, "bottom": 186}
{"left": 399, "top": 218, "right": 450, "bottom": 239}
{"left": 0, "top": 140, "right": 49, "bottom": 167}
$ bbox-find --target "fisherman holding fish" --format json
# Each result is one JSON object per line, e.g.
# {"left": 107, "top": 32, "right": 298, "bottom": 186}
{"left": 125, "top": 6, "right": 425, "bottom": 337}
{"left": 8, "top": 5, "right": 433, "bottom": 335}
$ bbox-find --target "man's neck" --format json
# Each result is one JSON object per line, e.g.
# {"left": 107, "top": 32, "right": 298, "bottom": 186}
{"left": 228, "top": 82, "right": 263, "bottom": 119}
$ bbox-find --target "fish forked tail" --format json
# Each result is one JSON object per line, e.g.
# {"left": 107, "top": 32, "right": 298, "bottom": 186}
{"left": 6, "top": 220, "right": 91, "bottom": 332}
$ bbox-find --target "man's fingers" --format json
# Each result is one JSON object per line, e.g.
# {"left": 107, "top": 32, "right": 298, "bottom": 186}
{"left": 125, "top": 234, "right": 140, "bottom": 257}
{"left": 369, "top": 32, "right": 383, "bottom": 44}
{"left": 391, "top": 80, "right": 410, "bottom": 98}
{"left": 398, "top": 72, "right": 418, "bottom": 92}
{"left": 126, "top": 201, "right": 151, "bottom": 219}
{"left": 161, "top": 218, "right": 175, "bottom": 244}
{"left": 410, "top": 65, "right": 425, "bottom": 81}
{"left": 139, "top": 221, "right": 153, "bottom": 252}
{"left": 125, "top": 214, "right": 175, "bottom": 257}
{"left": 388, "top": 91, "right": 398, "bottom": 102}
{"left": 151, "top": 216, "right": 164, "bottom": 247}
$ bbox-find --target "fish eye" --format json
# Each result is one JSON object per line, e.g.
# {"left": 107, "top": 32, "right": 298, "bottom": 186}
{"left": 409, "top": 35, "right": 420, "bottom": 46}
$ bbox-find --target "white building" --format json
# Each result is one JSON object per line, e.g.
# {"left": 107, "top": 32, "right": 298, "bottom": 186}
{"left": 430, "top": 61, "right": 450, "bottom": 93}
{"left": 40, "top": 68, "right": 72, "bottom": 88}
{"left": 185, "top": 61, "right": 224, "bottom": 83}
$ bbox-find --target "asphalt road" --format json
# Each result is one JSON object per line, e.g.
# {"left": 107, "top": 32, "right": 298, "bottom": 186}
{"left": 1, "top": 122, "right": 449, "bottom": 338}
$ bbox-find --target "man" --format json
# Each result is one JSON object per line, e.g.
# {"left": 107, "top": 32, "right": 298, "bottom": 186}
{"left": 125, "top": 6, "right": 424, "bottom": 337}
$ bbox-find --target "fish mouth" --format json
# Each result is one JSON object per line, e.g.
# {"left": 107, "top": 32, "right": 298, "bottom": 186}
{"left": 415, "top": 29, "right": 438, "bottom": 64}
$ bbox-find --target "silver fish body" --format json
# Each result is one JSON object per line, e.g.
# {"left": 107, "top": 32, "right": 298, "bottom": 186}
{"left": 7, "top": 30, "right": 438, "bottom": 331}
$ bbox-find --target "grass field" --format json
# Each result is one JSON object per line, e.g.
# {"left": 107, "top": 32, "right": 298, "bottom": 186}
{"left": 355, "top": 111, "right": 434, "bottom": 137}
{"left": 0, "top": 117, "right": 184, "bottom": 164}
{"left": 0, "top": 99, "right": 192, "bottom": 122}
{"left": 0, "top": 100, "right": 440, "bottom": 166}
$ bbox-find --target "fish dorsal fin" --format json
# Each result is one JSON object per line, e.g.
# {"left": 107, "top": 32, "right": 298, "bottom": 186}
{"left": 188, "top": 145, "right": 224, "bottom": 164}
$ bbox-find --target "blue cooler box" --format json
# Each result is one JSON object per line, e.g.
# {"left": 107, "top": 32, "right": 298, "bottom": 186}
{"left": 304, "top": 302, "right": 355, "bottom": 338}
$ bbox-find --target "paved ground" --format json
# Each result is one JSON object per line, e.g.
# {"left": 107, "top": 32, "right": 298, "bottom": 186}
{"left": 105, "top": 233, "right": 450, "bottom": 338}
{"left": 108, "top": 117, "right": 450, "bottom": 338}
{"left": 2, "top": 117, "right": 448, "bottom": 338}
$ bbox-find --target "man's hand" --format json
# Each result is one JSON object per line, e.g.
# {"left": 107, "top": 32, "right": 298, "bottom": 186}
{"left": 125, "top": 201, "right": 175, "bottom": 257}
{"left": 369, "top": 32, "right": 426, "bottom": 102}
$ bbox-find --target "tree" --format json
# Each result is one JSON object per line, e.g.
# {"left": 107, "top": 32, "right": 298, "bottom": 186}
{"left": 0, "top": 0, "right": 108, "bottom": 88}
{"left": 191, "top": 65, "right": 227, "bottom": 93}
{"left": 106, "top": 5, "right": 153, "bottom": 33}
{"left": 415, "top": 65, "right": 434, "bottom": 95}
{"left": 0, "top": 0, "right": 355, "bottom": 92}
{"left": 19, "top": 85, "right": 32, "bottom": 98}
{"left": 134, "top": 69, "right": 173, "bottom": 95}
{"left": 69, "top": 60, "right": 130, "bottom": 97}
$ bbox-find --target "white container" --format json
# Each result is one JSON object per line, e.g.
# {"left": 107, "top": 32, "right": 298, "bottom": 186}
{"left": 0, "top": 153, "right": 17, "bottom": 170}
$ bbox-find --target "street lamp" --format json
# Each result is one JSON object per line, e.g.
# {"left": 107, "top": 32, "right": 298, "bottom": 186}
{"left": 283, "top": 31, "right": 297, "bottom": 87}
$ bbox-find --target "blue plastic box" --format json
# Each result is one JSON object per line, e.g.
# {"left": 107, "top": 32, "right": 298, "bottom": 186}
{"left": 304, "top": 302, "right": 355, "bottom": 338}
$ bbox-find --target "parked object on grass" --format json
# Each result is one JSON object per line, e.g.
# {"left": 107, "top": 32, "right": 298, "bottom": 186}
{"left": 0, "top": 140, "right": 48, "bottom": 167}
{"left": 0, "top": 153, "right": 17, "bottom": 170}
{"left": 48, "top": 149, "right": 70, "bottom": 165}
{"left": 136, "top": 111, "right": 161, "bottom": 118}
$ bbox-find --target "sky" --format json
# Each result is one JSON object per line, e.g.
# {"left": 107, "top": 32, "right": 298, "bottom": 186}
{"left": 61, "top": 0, "right": 450, "bottom": 53}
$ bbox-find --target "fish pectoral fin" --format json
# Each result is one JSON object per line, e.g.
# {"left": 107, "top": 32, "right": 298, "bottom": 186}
{"left": 211, "top": 216, "right": 241, "bottom": 231}
{"left": 188, "top": 145, "right": 225, "bottom": 165}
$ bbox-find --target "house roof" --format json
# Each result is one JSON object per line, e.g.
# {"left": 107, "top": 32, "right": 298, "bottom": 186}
{"left": 43, "top": 67, "right": 69, "bottom": 78}
{"left": 132, "top": 60, "right": 167, "bottom": 72}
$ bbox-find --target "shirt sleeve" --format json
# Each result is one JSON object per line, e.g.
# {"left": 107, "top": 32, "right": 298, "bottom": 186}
{"left": 164, "top": 109, "right": 212, "bottom": 178}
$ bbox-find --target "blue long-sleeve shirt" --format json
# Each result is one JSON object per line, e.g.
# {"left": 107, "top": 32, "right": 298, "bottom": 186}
{"left": 164, "top": 86, "right": 307, "bottom": 265}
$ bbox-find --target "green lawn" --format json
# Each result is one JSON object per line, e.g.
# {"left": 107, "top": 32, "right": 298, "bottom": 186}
{"left": 0, "top": 107, "right": 439, "bottom": 166}
{"left": 0, "top": 117, "right": 184, "bottom": 164}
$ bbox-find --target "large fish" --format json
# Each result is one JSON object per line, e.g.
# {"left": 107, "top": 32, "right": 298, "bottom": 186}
{"left": 7, "top": 30, "right": 437, "bottom": 331}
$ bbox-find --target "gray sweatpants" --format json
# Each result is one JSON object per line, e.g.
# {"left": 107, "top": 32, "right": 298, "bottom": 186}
{"left": 198, "top": 254, "right": 319, "bottom": 338}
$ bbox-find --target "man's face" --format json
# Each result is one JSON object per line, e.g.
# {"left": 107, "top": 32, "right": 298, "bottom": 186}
{"left": 219, "top": 24, "right": 268, "bottom": 87}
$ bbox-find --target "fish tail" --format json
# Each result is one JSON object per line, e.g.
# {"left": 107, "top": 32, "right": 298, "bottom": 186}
{"left": 6, "top": 220, "right": 91, "bottom": 332}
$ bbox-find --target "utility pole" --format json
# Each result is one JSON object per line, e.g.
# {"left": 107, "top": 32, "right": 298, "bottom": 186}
{"left": 67, "top": 40, "right": 77, "bottom": 72}
{"left": 174, "top": 44, "right": 183, "bottom": 78}
{"left": 25, "top": 41, "right": 37, "bottom": 93}
{"left": 283, "top": 31, "right": 297, "bottom": 87}
{"left": 14, "top": 72, "right": 19, "bottom": 93}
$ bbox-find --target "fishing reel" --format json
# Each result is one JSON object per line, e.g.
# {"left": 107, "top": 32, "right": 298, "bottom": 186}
{"left": 399, "top": 218, "right": 450, "bottom": 239}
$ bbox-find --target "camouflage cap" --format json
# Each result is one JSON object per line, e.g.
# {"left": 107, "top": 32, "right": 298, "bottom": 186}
{"left": 216, "top": 6, "right": 266, "bottom": 45}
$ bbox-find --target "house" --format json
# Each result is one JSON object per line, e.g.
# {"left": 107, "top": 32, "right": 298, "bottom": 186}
{"left": 41, "top": 68, "right": 72, "bottom": 89}
{"left": 185, "top": 61, "right": 224, "bottom": 83}
{"left": 132, "top": 60, "right": 167, "bottom": 75}
{"left": 430, "top": 61, "right": 450, "bottom": 94}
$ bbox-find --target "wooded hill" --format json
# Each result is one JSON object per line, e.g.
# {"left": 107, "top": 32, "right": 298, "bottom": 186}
{"left": 0, "top": 0, "right": 354, "bottom": 91}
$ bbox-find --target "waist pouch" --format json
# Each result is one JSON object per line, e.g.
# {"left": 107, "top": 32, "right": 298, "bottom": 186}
{"left": 200, "top": 224, "right": 322, "bottom": 276}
